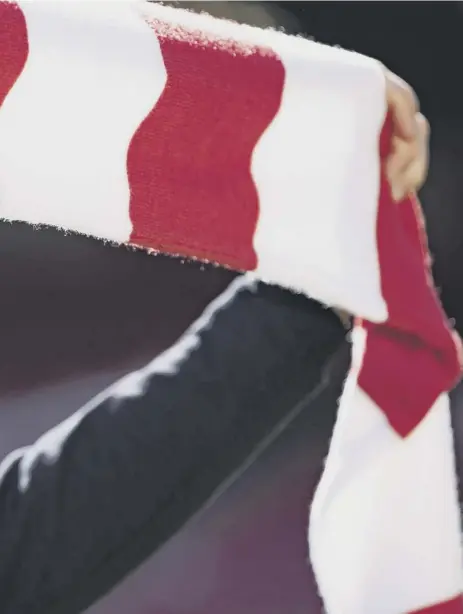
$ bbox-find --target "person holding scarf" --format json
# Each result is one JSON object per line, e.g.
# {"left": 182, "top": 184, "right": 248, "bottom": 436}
{"left": 0, "top": 3, "right": 449, "bottom": 614}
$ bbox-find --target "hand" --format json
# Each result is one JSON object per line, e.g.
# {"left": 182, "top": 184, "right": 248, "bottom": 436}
{"left": 385, "top": 69, "right": 430, "bottom": 202}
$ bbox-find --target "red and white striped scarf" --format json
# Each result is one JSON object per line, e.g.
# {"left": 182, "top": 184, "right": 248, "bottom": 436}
{"left": 0, "top": 2, "right": 462, "bottom": 612}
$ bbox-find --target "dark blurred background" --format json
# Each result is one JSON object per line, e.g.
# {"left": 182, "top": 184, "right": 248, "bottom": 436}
{"left": 1, "top": 3, "right": 462, "bottom": 613}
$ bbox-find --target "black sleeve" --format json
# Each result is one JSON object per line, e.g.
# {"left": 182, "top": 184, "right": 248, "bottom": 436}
{"left": 0, "top": 276, "right": 345, "bottom": 614}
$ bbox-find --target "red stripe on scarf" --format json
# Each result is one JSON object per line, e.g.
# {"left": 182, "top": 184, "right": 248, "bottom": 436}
{"left": 0, "top": 2, "right": 28, "bottom": 108}
{"left": 358, "top": 119, "right": 462, "bottom": 436}
{"left": 127, "top": 19, "right": 284, "bottom": 270}
{"left": 410, "top": 595, "right": 463, "bottom": 614}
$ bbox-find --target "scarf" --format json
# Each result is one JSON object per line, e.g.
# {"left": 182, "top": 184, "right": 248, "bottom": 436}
{"left": 0, "top": 2, "right": 461, "bottom": 612}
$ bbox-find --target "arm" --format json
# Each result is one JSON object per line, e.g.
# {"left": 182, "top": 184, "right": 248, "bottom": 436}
{"left": 0, "top": 277, "right": 345, "bottom": 614}
{"left": 1, "top": 4, "right": 460, "bottom": 612}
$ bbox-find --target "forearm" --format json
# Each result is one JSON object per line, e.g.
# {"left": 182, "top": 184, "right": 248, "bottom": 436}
{"left": 1, "top": 4, "right": 461, "bottom": 612}
{"left": 0, "top": 277, "right": 345, "bottom": 614}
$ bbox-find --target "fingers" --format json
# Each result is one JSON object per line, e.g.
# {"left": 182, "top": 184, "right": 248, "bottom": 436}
{"left": 386, "top": 70, "right": 419, "bottom": 142}
{"left": 387, "top": 112, "right": 429, "bottom": 202}
{"left": 405, "top": 113, "right": 429, "bottom": 192}
{"left": 385, "top": 70, "right": 429, "bottom": 202}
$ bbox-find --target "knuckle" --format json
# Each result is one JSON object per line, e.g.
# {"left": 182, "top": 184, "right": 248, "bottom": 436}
{"left": 398, "top": 80, "right": 420, "bottom": 114}
{"left": 397, "top": 76, "right": 419, "bottom": 110}
{"left": 386, "top": 69, "right": 420, "bottom": 112}
{"left": 408, "top": 86, "right": 420, "bottom": 113}
{"left": 418, "top": 113, "right": 430, "bottom": 137}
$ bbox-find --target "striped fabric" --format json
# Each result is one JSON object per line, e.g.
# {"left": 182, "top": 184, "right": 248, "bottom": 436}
{"left": 0, "top": 2, "right": 461, "bottom": 613}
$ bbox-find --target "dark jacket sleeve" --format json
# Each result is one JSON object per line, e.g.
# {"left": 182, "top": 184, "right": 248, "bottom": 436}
{"left": 0, "top": 276, "right": 345, "bottom": 614}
